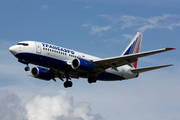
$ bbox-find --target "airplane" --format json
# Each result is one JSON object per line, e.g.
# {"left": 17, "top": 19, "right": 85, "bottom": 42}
{"left": 9, "top": 32, "right": 175, "bottom": 88}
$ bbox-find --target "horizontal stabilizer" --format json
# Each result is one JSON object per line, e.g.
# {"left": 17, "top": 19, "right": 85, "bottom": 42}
{"left": 131, "top": 64, "right": 173, "bottom": 73}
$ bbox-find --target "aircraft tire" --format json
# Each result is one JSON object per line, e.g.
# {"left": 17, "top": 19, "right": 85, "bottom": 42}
{"left": 64, "top": 82, "right": 69, "bottom": 88}
{"left": 25, "top": 66, "right": 30, "bottom": 71}
{"left": 64, "top": 81, "right": 73, "bottom": 88}
{"left": 68, "top": 81, "right": 73, "bottom": 87}
{"left": 88, "top": 78, "right": 93, "bottom": 84}
{"left": 92, "top": 78, "right": 97, "bottom": 83}
{"left": 88, "top": 77, "right": 97, "bottom": 84}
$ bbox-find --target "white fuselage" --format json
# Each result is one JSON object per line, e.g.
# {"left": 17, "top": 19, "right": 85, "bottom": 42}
{"left": 9, "top": 41, "right": 138, "bottom": 81}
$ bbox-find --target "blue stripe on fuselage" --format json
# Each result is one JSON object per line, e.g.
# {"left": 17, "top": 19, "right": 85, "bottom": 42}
{"left": 15, "top": 53, "right": 125, "bottom": 81}
{"left": 15, "top": 53, "right": 72, "bottom": 72}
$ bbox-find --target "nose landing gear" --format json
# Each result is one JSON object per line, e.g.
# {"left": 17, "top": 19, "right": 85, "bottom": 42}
{"left": 18, "top": 59, "right": 30, "bottom": 71}
{"left": 25, "top": 66, "right": 30, "bottom": 71}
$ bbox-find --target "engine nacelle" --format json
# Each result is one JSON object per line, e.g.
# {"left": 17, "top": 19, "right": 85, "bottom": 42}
{"left": 71, "top": 58, "right": 94, "bottom": 73}
{"left": 31, "top": 66, "right": 52, "bottom": 81}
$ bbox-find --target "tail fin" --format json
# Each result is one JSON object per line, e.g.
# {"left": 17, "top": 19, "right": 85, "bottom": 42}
{"left": 122, "top": 32, "right": 143, "bottom": 68}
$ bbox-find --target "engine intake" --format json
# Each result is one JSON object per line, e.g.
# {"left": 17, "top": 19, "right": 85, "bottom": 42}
{"left": 31, "top": 67, "right": 52, "bottom": 81}
{"left": 71, "top": 58, "right": 94, "bottom": 73}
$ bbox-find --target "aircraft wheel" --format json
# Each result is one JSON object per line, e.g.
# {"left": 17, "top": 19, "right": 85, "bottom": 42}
{"left": 68, "top": 81, "right": 73, "bottom": 87}
{"left": 92, "top": 77, "right": 97, "bottom": 83}
{"left": 88, "top": 77, "right": 97, "bottom": 84}
{"left": 88, "top": 78, "right": 93, "bottom": 84}
{"left": 64, "top": 82, "right": 69, "bottom": 88}
{"left": 25, "top": 66, "right": 30, "bottom": 71}
{"left": 64, "top": 81, "right": 73, "bottom": 88}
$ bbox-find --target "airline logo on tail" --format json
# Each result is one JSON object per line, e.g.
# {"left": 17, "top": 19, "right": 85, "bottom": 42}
{"left": 122, "top": 32, "right": 143, "bottom": 68}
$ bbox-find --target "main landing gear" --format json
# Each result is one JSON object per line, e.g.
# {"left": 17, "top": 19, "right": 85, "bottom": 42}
{"left": 64, "top": 81, "right": 73, "bottom": 88}
{"left": 88, "top": 77, "right": 97, "bottom": 84}
{"left": 63, "top": 75, "right": 73, "bottom": 88}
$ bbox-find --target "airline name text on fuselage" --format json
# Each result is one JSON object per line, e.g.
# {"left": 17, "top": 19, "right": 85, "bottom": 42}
{"left": 42, "top": 43, "right": 75, "bottom": 54}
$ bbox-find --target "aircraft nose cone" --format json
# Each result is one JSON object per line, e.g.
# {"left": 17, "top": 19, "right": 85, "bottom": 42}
{"left": 9, "top": 45, "right": 18, "bottom": 55}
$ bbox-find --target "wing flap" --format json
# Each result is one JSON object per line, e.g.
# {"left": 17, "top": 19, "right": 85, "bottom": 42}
{"left": 131, "top": 64, "right": 173, "bottom": 73}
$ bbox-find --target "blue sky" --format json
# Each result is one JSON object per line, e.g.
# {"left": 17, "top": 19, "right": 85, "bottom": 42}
{"left": 0, "top": 0, "right": 180, "bottom": 120}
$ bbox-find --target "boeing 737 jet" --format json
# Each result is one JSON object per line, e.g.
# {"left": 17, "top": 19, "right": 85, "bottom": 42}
{"left": 9, "top": 32, "right": 175, "bottom": 88}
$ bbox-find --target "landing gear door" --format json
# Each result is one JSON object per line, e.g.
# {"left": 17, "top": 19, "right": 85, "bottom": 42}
{"left": 35, "top": 42, "right": 42, "bottom": 54}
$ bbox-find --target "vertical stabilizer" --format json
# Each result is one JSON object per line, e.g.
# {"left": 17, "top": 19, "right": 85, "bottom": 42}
{"left": 122, "top": 32, "right": 143, "bottom": 68}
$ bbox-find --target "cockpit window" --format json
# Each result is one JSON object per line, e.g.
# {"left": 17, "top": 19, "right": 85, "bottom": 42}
{"left": 17, "top": 43, "right": 29, "bottom": 46}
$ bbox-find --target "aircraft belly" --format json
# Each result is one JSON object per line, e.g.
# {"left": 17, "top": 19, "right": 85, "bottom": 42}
{"left": 96, "top": 72, "right": 125, "bottom": 81}
{"left": 15, "top": 53, "right": 126, "bottom": 81}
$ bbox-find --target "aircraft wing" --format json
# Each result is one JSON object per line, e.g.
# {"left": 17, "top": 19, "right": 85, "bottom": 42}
{"left": 93, "top": 47, "right": 175, "bottom": 70}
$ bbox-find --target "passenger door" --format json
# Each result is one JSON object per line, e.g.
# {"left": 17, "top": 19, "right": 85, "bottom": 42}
{"left": 35, "top": 42, "right": 42, "bottom": 54}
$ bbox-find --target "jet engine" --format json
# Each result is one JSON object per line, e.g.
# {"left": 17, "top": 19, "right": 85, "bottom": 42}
{"left": 71, "top": 58, "right": 94, "bottom": 72}
{"left": 31, "top": 66, "right": 52, "bottom": 80}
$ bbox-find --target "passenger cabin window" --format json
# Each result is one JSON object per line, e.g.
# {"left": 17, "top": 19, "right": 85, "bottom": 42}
{"left": 17, "top": 43, "right": 29, "bottom": 46}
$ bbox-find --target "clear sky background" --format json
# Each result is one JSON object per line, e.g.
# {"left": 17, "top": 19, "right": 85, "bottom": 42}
{"left": 0, "top": 0, "right": 180, "bottom": 120}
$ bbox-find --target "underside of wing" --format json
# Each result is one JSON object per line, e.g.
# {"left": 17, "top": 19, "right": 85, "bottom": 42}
{"left": 50, "top": 69, "right": 79, "bottom": 81}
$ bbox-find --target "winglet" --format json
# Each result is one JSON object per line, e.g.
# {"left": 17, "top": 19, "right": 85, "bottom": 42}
{"left": 166, "top": 47, "right": 176, "bottom": 50}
